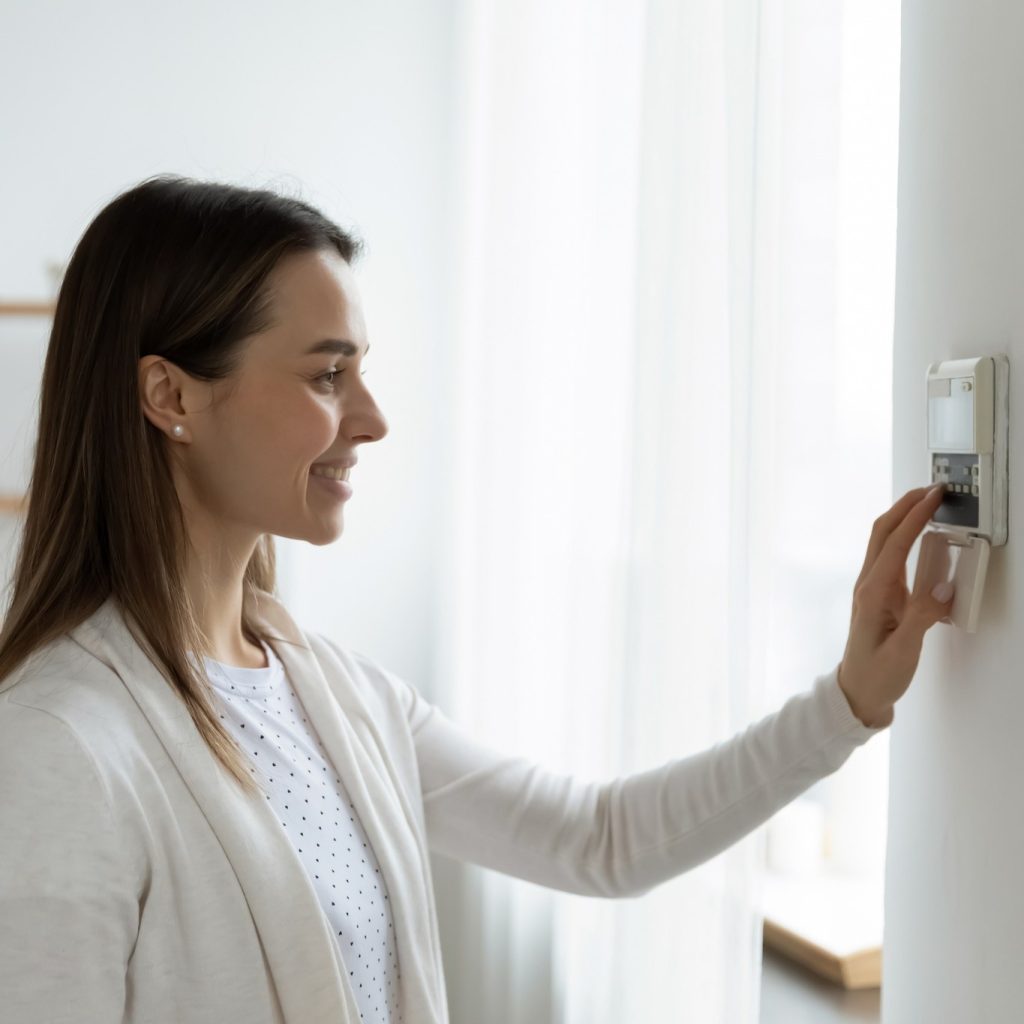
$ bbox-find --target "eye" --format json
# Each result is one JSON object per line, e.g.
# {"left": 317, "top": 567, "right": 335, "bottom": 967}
{"left": 316, "top": 367, "right": 367, "bottom": 390}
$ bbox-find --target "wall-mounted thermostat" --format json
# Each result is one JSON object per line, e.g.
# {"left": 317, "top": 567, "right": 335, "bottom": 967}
{"left": 913, "top": 355, "right": 1009, "bottom": 632}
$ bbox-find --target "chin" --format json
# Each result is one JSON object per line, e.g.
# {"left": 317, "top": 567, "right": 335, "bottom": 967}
{"left": 306, "top": 529, "right": 344, "bottom": 547}
{"left": 308, "top": 514, "right": 347, "bottom": 546}
{"left": 271, "top": 515, "right": 346, "bottom": 546}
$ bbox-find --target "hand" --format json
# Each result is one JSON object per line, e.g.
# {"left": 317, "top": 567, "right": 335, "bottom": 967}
{"left": 837, "top": 484, "right": 955, "bottom": 729}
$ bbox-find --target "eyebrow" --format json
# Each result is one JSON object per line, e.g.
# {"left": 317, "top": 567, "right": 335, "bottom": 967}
{"left": 303, "top": 339, "right": 371, "bottom": 358}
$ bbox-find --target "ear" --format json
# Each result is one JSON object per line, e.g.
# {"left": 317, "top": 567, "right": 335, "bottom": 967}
{"left": 138, "top": 355, "right": 194, "bottom": 440}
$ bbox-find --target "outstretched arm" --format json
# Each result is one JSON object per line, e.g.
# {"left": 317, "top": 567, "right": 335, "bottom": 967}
{"left": 375, "top": 659, "right": 884, "bottom": 899}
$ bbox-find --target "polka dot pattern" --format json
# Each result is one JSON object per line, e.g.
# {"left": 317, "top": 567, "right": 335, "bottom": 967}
{"left": 203, "top": 640, "right": 403, "bottom": 1024}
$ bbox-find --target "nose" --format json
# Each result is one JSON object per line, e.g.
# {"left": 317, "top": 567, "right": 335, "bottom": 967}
{"left": 351, "top": 380, "right": 388, "bottom": 444}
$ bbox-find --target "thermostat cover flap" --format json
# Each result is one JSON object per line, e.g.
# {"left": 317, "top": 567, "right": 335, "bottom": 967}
{"left": 914, "top": 528, "right": 990, "bottom": 633}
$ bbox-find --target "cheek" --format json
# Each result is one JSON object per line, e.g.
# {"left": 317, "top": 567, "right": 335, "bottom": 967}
{"left": 231, "top": 390, "right": 338, "bottom": 476}
{"left": 273, "top": 393, "right": 340, "bottom": 470}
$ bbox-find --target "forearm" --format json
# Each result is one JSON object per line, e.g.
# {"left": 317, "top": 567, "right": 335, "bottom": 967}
{"left": 838, "top": 664, "right": 895, "bottom": 729}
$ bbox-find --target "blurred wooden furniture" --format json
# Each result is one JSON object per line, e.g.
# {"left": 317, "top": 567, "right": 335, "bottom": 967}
{"left": 761, "top": 867, "right": 883, "bottom": 989}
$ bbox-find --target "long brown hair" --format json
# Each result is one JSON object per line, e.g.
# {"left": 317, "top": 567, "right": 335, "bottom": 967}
{"left": 0, "top": 175, "right": 365, "bottom": 797}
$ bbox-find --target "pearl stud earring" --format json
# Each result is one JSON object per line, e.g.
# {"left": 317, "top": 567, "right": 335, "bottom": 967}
{"left": 172, "top": 424, "right": 184, "bottom": 438}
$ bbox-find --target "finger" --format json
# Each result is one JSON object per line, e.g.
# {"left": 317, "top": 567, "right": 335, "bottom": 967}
{"left": 857, "top": 485, "right": 939, "bottom": 586}
{"left": 862, "top": 486, "right": 945, "bottom": 595}
{"left": 888, "top": 580, "right": 954, "bottom": 657}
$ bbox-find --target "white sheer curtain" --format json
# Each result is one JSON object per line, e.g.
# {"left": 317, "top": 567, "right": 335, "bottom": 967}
{"left": 431, "top": 0, "right": 899, "bottom": 1021}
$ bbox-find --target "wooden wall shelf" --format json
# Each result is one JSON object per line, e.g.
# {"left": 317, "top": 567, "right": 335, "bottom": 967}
{"left": 0, "top": 304, "right": 49, "bottom": 517}
{"left": 0, "top": 494, "right": 28, "bottom": 516}
{"left": 0, "top": 302, "right": 56, "bottom": 317}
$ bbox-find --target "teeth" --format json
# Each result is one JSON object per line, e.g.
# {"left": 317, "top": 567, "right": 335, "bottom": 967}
{"left": 311, "top": 465, "right": 349, "bottom": 481}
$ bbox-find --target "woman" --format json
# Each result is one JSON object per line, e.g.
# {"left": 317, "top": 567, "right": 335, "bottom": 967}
{"left": 0, "top": 177, "right": 954, "bottom": 1023}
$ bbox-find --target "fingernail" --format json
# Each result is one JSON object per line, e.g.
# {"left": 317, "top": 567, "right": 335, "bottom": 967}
{"left": 930, "top": 484, "right": 945, "bottom": 497}
{"left": 932, "top": 580, "right": 954, "bottom": 601}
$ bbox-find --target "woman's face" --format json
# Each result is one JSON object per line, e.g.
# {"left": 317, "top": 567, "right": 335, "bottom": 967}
{"left": 141, "top": 247, "right": 387, "bottom": 548}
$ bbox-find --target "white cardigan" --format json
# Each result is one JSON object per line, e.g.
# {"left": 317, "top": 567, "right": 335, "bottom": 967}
{"left": 0, "top": 588, "right": 884, "bottom": 1022}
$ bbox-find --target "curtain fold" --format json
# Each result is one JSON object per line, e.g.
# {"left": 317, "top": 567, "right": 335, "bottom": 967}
{"left": 431, "top": 0, "right": 895, "bottom": 1020}
{"left": 436, "top": 0, "right": 770, "bottom": 1019}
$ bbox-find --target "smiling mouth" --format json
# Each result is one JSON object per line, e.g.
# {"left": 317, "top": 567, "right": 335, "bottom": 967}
{"left": 310, "top": 466, "right": 350, "bottom": 481}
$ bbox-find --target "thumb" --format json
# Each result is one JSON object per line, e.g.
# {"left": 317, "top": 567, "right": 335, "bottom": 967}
{"left": 889, "top": 581, "right": 955, "bottom": 660}
{"left": 929, "top": 580, "right": 955, "bottom": 625}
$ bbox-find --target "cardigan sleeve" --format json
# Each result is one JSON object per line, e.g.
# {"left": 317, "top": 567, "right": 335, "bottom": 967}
{"left": 0, "top": 696, "right": 140, "bottom": 1022}
{"left": 358, "top": 657, "right": 885, "bottom": 899}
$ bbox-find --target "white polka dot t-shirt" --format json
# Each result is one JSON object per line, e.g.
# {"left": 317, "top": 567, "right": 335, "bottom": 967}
{"left": 202, "top": 638, "right": 403, "bottom": 1024}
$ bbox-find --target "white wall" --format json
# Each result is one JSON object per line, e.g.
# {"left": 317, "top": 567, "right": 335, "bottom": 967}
{"left": 0, "top": 0, "right": 461, "bottom": 693}
{"left": 885, "top": 3, "right": 1023, "bottom": 1019}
